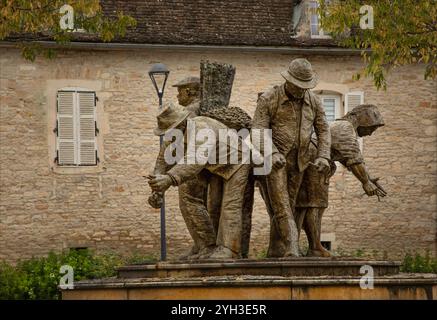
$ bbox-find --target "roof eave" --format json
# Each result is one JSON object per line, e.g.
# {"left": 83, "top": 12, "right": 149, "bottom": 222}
{"left": 0, "top": 40, "right": 369, "bottom": 56}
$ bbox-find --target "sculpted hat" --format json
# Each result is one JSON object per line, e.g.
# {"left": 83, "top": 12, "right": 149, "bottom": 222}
{"left": 154, "top": 102, "right": 191, "bottom": 136}
{"left": 172, "top": 76, "right": 200, "bottom": 88}
{"left": 281, "top": 58, "right": 319, "bottom": 89}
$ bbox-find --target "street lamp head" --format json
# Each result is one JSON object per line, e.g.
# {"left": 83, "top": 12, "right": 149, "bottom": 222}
{"left": 149, "top": 63, "right": 170, "bottom": 100}
{"left": 149, "top": 63, "right": 169, "bottom": 74}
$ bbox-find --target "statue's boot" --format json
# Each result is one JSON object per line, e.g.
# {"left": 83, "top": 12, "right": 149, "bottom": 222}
{"left": 307, "top": 247, "right": 331, "bottom": 257}
{"left": 284, "top": 247, "right": 300, "bottom": 257}
{"left": 194, "top": 245, "right": 217, "bottom": 260}
{"left": 178, "top": 244, "right": 200, "bottom": 260}
{"left": 207, "top": 245, "right": 240, "bottom": 259}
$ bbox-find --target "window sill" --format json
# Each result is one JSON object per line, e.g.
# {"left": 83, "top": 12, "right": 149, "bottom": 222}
{"left": 310, "top": 35, "right": 332, "bottom": 39}
{"left": 51, "top": 164, "right": 105, "bottom": 175}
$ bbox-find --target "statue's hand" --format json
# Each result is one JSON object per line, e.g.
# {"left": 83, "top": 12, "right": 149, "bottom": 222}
{"left": 148, "top": 192, "right": 163, "bottom": 209}
{"left": 362, "top": 181, "right": 387, "bottom": 199}
{"left": 148, "top": 174, "right": 173, "bottom": 193}
{"left": 313, "top": 157, "right": 330, "bottom": 174}
{"left": 363, "top": 181, "right": 377, "bottom": 196}
{"left": 272, "top": 153, "right": 286, "bottom": 170}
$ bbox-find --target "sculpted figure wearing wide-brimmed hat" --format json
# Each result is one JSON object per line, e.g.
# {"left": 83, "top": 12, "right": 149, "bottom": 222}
{"left": 148, "top": 101, "right": 216, "bottom": 260}
{"left": 148, "top": 102, "right": 251, "bottom": 260}
{"left": 253, "top": 58, "right": 331, "bottom": 257}
{"left": 280, "top": 58, "right": 319, "bottom": 89}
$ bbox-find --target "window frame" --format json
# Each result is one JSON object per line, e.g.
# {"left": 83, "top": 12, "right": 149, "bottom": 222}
{"left": 309, "top": 0, "right": 332, "bottom": 39}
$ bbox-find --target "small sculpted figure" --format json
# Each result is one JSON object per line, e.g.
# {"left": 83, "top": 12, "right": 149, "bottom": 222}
{"left": 295, "top": 104, "right": 387, "bottom": 257}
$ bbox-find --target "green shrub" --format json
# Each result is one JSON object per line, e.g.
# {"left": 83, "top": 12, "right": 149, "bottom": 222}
{"left": 0, "top": 249, "right": 155, "bottom": 300}
{"left": 125, "top": 252, "right": 158, "bottom": 265}
{"left": 0, "top": 261, "right": 30, "bottom": 299}
{"left": 354, "top": 248, "right": 364, "bottom": 257}
{"left": 255, "top": 249, "right": 268, "bottom": 259}
{"left": 400, "top": 251, "right": 437, "bottom": 274}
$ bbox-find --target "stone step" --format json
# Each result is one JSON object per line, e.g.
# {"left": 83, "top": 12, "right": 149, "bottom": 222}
{"left": 117, "top": 258, "right": 401, "bottom": 279}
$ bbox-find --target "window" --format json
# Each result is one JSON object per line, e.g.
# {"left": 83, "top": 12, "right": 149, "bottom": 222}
{"left": 320, "top": 233, "right": 336, "bottom": 251}
{"left": 309, "top": 0, "right": 331, "bottom": 39}
{"left": 322, "top": 98, "right": 335, "bottom": 121}
{"left": 55, "top": 89, "right": 99, "bottom": 166}
{"left": 320, "top": 94, "right": 341, "bottom": 122}
{"left": 321, "top": 241, "right": 331, "bottom": 251}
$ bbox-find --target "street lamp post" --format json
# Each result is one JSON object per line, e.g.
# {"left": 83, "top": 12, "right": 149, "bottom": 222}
{"left": 148, "top": 63, "right": 170, "bottom": 261}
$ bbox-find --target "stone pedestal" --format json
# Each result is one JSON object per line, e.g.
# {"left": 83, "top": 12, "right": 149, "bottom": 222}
{"left": 61, "top": 258, "right": 437, "bottom": 300}
{"left": 117, "top": 257, "right": 400, "bottom": 278}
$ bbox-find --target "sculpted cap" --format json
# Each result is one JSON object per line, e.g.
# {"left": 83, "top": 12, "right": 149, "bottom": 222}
{"left": 172, "top": 76, "right": 201, "bottom": 88}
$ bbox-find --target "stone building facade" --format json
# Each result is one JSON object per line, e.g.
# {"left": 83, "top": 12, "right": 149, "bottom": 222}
{"left": 0, "top": 0, "right": 436, "bottom": 263}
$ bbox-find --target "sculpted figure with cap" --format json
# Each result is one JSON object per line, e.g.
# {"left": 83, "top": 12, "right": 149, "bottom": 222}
{"left": 149, "top": 74, "right": 254, "bottom": 259}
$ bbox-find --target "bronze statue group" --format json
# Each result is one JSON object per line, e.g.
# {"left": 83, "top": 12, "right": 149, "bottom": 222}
{"left": 147, "top": 58, "right": 386, "bottom": 260}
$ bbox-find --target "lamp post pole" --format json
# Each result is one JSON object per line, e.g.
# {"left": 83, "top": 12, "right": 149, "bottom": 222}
{"left": 158, "top": 98, "right": 166, "bottom": 261}
{"left": 148, "top": 63, "right": 170, "bottom": 261}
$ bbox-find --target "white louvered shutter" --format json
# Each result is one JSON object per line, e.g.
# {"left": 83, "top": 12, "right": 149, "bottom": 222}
{"left": 345, "top": 91, "right": 364, "bottom": 113}
{"left": 57, "top": 91, "right": 76, "bottom": 165}
{"left": 77, "top": 92, "right": 97, "bottom": 165}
